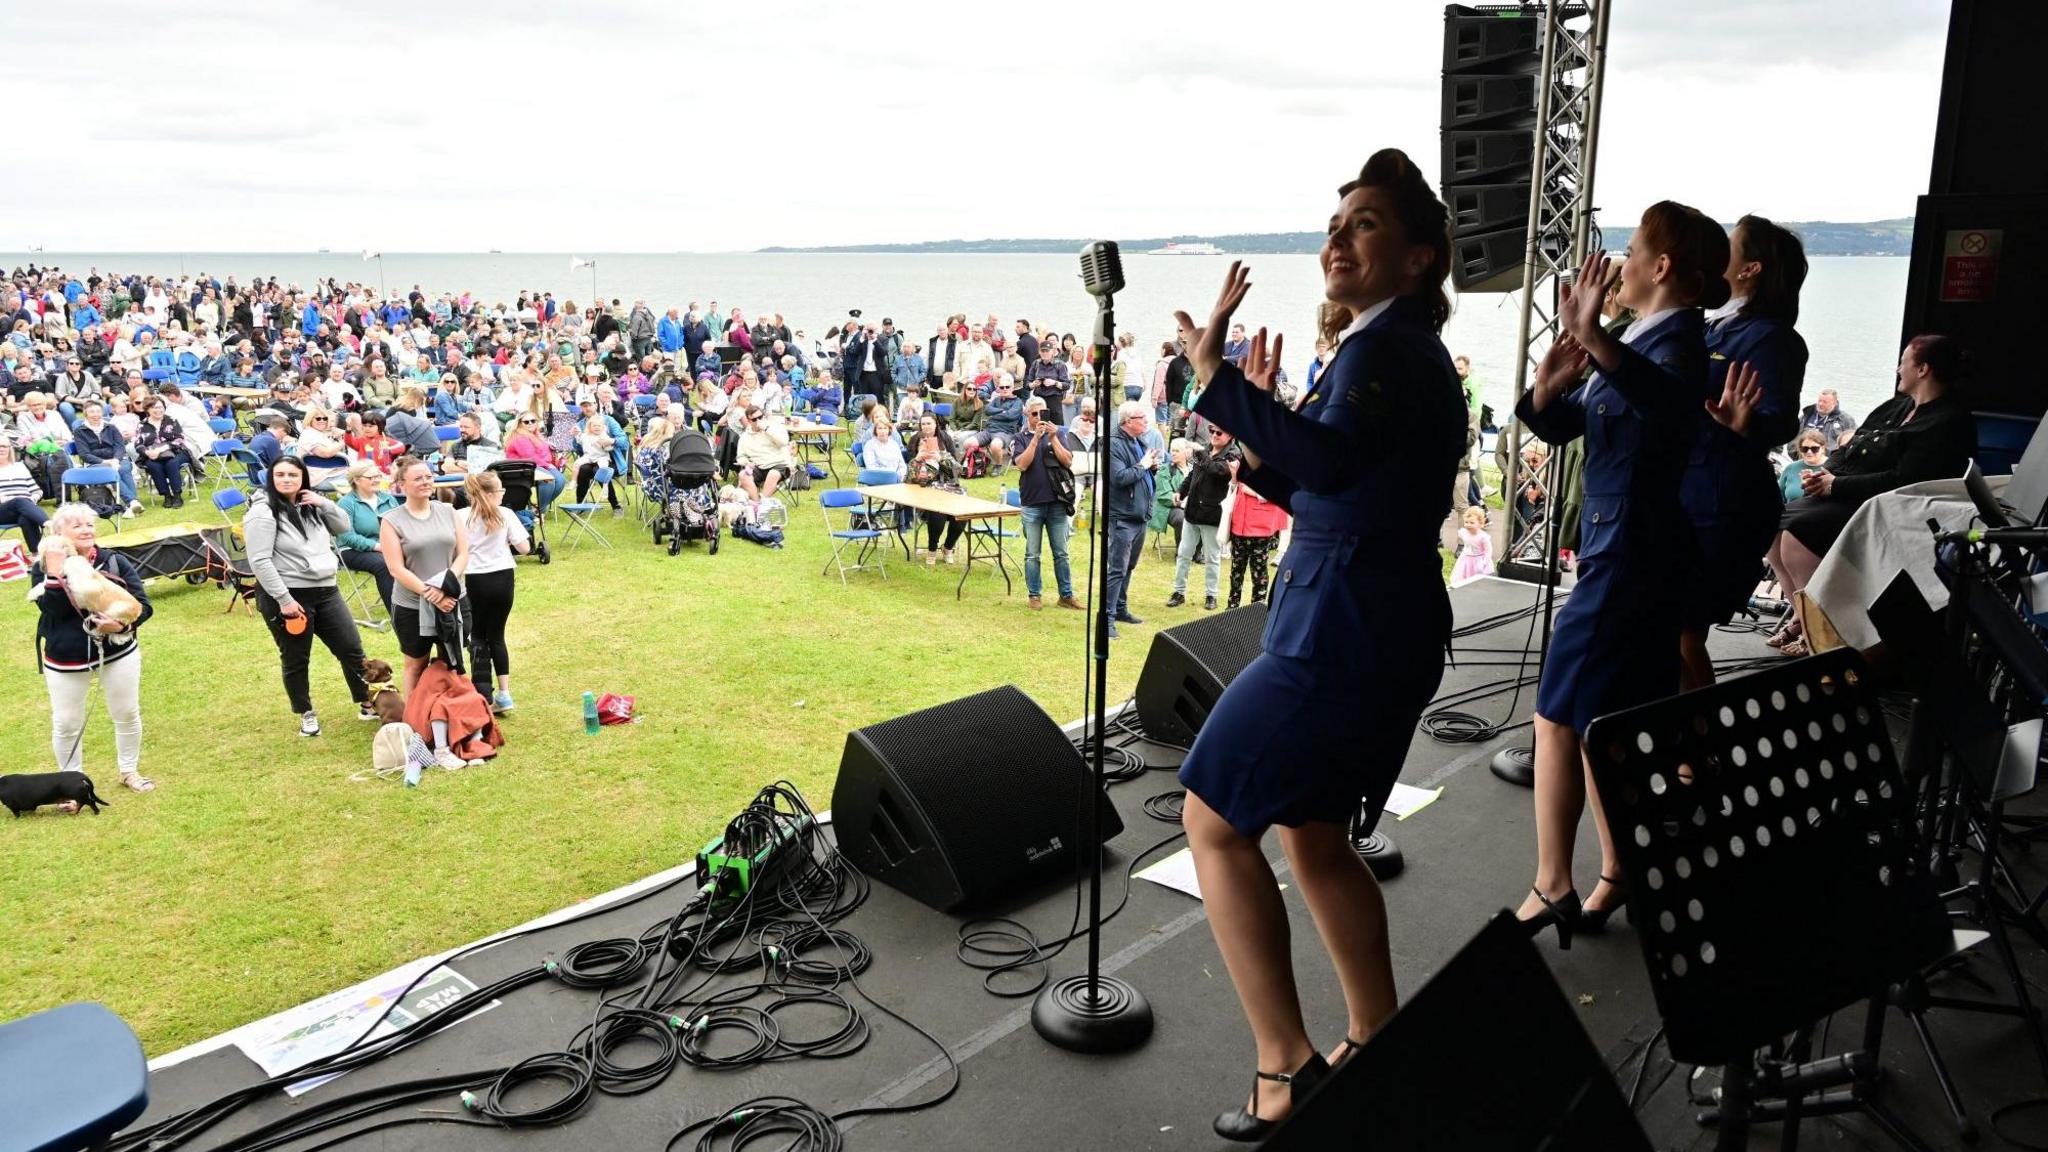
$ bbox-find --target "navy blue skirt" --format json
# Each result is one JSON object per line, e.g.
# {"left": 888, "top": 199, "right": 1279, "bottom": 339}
{"left": 1537, "top": 553, "right": 1681, "bottom": 734}
{"left": 1680, "top": 515, "right": 1776, "bottom": 631}
{"left": 1177, "top": 535, "right": 1447, "bottom": 839}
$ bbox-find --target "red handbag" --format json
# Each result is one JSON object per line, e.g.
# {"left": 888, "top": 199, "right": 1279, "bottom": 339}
{"left": 595, "top": 692, "right": 636, "bottom": 725}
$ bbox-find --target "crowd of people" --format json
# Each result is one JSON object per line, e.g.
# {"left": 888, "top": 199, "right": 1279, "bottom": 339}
{"left": 2, "top": 259, "right": 1334, "bottom": 798}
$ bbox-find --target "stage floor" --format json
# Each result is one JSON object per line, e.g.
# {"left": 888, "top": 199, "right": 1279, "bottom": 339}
{"left": 139, "top": 578, "right": 2048, "bottom": 1150}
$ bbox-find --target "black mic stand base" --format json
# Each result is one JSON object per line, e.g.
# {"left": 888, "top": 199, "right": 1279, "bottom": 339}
{"left": 1491, "top": 745, "right": 1537, "bottom": 788}
{"left": 1032, "top": 974, "right": 1155, "bottom": 1054}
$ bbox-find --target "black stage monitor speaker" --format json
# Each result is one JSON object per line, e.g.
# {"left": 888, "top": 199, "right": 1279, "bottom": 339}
{"left": 831, "top": 685, "right": 1123, "bottom": 913}
{"left": 1264, "top": 913, "right": 1653, "bottom": 1151}
{"left": 1133, "top": 603, "right": 1267, "bottom": 748}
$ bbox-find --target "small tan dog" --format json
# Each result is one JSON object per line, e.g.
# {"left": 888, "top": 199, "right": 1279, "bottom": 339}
{"left": 26, "top": 539, "right": 144, "bottom": 625}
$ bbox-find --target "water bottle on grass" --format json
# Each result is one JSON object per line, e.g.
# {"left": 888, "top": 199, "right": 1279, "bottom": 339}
{"left": 584, "top": 690, "right": 600, "bottom": 735}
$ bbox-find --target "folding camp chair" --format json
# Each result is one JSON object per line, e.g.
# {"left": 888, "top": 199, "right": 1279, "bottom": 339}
{"left": 203, "top": 438, "right": 243, "bottom": 490}
{"left": 204, "top": 489, "right": 261, "bottom": 614}
{"left": 0, "top": 1003, "right": 149, "bottom": 1152}
{"left": 554, "top": 466, "right": 614, "bottom": 555}
{"left": 336, "top": 548, "right": 388, "bottom": 631}
{"left": 820, "top": 488, "right": 886, "bottom": 585}
{"left": 856, "top": 466, "right": 914, "bottom": 557}
{"left": 59, "top": 465, "right": 122, "bottom": 524}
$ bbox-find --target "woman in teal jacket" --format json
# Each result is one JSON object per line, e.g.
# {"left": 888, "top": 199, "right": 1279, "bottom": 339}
{"left": 336, "top": 461, "right": 398, "bottom": 612}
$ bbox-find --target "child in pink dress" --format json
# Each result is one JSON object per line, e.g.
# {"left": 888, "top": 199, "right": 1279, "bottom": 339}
{"left": 1450, "top": 506, "right": 1495, "bottom": 586}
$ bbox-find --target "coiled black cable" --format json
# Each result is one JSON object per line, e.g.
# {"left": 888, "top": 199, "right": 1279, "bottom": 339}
{"left": 549, "top": 935, "right": 655, "bottom": 989}
{"left": 1142, "top": 789, "right": 1186, "bottom": 824}
{"left": 464, "top": 1051, "right": 596, "bottom": 1125}
{"left": 668, "top": 1096, "right": 845, "bottom": 1152}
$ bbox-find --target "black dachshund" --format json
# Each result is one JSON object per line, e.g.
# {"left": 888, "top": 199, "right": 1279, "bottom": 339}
{"left": 0, "top": 772, "right": 110, "bottom": 817}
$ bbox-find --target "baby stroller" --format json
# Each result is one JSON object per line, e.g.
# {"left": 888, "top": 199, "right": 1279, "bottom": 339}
{"left": 486, "top": 459, "right": 552, "bottom": 564}
{"left": 653, "top": 428, "right": 720, "bottom": 556}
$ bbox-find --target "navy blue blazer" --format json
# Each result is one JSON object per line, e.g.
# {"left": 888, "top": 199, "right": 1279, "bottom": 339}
{"left": 1682, "top": 313, "right": 1807, "bottom": 526}
{"left": 1196, "top": 295, "right": 1465, "bottom": 542}
{"left": 1194, "top": 294, "right": 1465, "bottom": 668}
{"left": 1517, "top": 310, "right": 1710, "bottom": 563}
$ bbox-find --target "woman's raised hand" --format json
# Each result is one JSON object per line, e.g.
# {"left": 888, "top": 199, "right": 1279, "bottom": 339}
{"left": 1243, "top": 327, "right": 1284, "bottom": 394}
{"left": 1172, "top": 261, "right": 1251, "bottom": 385}
{"left": 1559, "top": 250, "right": 1611, "bottom": 342}
{"left": 1705, "top": 361, "right": 1763, "bottom": 435}
{"left": 1531, "top": 333, "right": 1588, "bottom": 409}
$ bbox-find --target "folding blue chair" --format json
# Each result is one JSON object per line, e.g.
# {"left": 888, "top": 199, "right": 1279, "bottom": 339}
{"left": 141, "top": 348, "right": 177, "bottom": 383}
{"left": 59, "top": 465, "right": 121, "bottom": 522}
{"left": 0, "top": 1002, "right": 148, "bottom": 1152}
{"left": 435, "top": 424, "right": 463, "bottom": 443}
{"left": 820, "top": 488, "right": 886, "bottom": 585}
{"left": 554, "top": 466, "right": 614, "bottom": 555}
{"left": 174, "top": 348, "right": 203, "bottom": 385}
{"left": 303, "top": 455, "right": 352, "bottom": 493}
{"left": 207, "top": 417, "right": 235, "bottom": 438}
{"left": 206, "top": 489, "right": 261, "bottom": 613}
{"left": 856, "top": 466, "right": 915, "bottom": 557}
{"left": 204, "top": 437, "right": 244, "bottom": 489}
{"left": 932, "top": 402, "right": 954, "bottom": 419}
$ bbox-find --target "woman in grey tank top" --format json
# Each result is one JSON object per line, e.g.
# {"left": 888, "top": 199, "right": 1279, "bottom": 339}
{"left": 378, "top": 457, "right": 469, "bottom": 694}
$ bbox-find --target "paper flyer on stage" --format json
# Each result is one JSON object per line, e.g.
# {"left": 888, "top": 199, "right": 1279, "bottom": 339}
{"left": 235, "top": 957, "right": 495, "bottom": 1095}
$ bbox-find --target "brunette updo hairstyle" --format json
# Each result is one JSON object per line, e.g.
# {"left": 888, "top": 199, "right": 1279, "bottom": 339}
{"left": 1904, "top": 333, "right": 1969, "bottom": 386}
{"left": 1734, "top": 214, "right": 1808, "bottom": 326}
{"left": 1631, "top": 201, "right": 1732, "bottom": 311}
{"left": 1334, "top": 148, "right": 1454, "bottom": 334}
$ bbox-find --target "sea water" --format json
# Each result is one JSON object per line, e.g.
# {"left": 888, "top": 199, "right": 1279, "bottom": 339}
{"left": 1, "top": 252, "right": 1910, "bottom": 421}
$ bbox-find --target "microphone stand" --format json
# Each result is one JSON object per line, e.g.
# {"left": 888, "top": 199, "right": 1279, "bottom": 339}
{"left": 1031, "top": 288, "right": 1154, "bottom": 1054}
{"left": 1491, "top": 450, "right": 1566, "bottom": 788}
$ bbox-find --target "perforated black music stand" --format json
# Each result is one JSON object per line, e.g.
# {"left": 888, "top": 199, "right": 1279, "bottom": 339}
{"left": 1585, "top": 649, "right": 1954, "bottom": 1150}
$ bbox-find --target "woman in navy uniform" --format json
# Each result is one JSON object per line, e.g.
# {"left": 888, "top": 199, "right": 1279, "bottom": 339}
{"left": 1172, "top": 149, "right": 1467, "bottom": 1141}
{"left": 1680, "top": 215, "right": 1809, "bottom": 689}
{"left": 1513, "top": 203, "right": 1730, "bottom": 944}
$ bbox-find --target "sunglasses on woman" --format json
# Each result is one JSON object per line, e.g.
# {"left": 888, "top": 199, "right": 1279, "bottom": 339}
{"left": 1800, "top": 444, "right": 1825, "bottom": 455}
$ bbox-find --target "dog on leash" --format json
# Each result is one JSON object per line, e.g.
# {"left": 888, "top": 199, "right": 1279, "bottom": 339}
{"left": 0, "top": 772, "right": 110, "bottom": 817}
{"left": 25, "top": 540, "right": 144, "bottom": 625}
{"left": 362, "top": 658, "right": 402, "bottom": 717}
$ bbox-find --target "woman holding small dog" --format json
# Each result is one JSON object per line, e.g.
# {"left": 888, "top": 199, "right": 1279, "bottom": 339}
{"left": 244, "top": 456, "right": 373, "bottom": 737}
{"left": 380, "top": 457, "right": 470, "bottom": 699}
{"left": 33, "top": 503, "right": 155, "bottom": 798}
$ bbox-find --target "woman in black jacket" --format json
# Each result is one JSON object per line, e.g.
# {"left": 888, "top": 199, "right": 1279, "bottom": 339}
{"left": 134, "top": 395, "right": 194, "bottom": 508}
{"left": 1168, "top": 427, "right": 1239, "bottom": 610}
{"left": 1768, "top": 334, "right": 1975, "bottom": 653}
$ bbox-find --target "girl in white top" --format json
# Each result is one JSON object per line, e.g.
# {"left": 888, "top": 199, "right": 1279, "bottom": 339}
{"left": 461, "top": 470, "right": 529, "bottom": 713}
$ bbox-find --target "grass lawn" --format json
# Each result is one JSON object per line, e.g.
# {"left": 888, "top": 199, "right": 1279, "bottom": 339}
{"left": 0, "top": 467, "right": 1247, "bottom": 1055}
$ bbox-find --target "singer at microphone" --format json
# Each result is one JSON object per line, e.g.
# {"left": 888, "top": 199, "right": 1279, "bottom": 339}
{"left": 1167, "top": 149, "right": 1467, "bottom": 1141}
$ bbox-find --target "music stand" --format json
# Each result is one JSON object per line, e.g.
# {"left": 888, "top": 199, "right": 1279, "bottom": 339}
{"left": 1262, "top": 913, "right": 1651, "bottom": 1152}
{"left": 1585, "top": 649, "right": 1953, "bottom": 1150}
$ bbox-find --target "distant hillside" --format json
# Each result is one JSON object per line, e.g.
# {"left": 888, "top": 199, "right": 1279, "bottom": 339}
{"left": 761, "top": 218, "right": 1915, "bottom": 258}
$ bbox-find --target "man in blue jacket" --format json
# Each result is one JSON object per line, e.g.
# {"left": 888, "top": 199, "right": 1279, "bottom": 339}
{"left": 658, "top": 308, "right": 686, "bottom": 355}
{"left": 1103, "top": 400, "right": 1159, "bottom": 639}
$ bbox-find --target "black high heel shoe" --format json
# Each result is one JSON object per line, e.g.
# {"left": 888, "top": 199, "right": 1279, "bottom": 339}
{"left": 1213, "top": 1052, "right": 1330, "bottom": 1142}
{"left": 1518, "top": 887, "right": 1581, "bottom": 950}
{"left": 1580, "top": 875, "right": 1629, "bottom": 934}
{"left": 1330, "top": 1035, "right": 1368, "bottom": 1066}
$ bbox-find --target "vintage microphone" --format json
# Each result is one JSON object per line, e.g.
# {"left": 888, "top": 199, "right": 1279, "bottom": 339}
{"left": 1031, "top": 240, "right": 1155, "bottom": 1053}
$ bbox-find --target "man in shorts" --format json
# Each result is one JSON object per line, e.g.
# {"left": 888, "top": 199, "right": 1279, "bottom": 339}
{"left": 734, "top": 406, "right": 792, "bottom": 508}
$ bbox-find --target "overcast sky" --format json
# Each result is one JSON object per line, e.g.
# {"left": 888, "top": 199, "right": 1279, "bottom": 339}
{"left": 1, "top": 0, "right": 1950, "bottom": 252}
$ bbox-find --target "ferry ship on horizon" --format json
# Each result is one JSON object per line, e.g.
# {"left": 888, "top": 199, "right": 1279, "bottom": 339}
{"left": 1146, "top": 241, "right": 1224, "bottom": 255}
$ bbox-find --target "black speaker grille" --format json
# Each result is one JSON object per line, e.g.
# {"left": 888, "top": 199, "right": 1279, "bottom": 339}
{"left": 1135, "top": 604, "right": 1268, "bottom": 748}
{"left": 835, "top": 685, "right": 1121, "bottom": 911}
